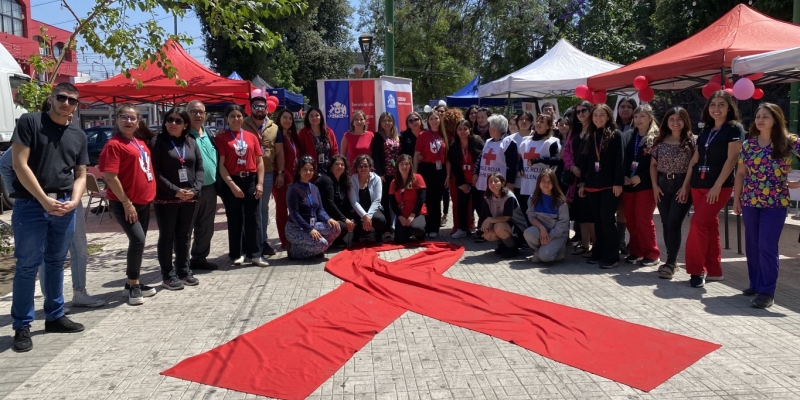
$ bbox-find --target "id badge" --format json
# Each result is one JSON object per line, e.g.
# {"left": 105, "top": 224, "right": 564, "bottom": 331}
{"left": 309, "top": 216, "right": 316, "bottom": 225}
{"left": 318, "top": 153, "right": 325, "bottom": 164}
{"left": 436, "top": 160, "right": 442, "bottom": 170}
{"left": 178, "top": 168, "right": 188, "bottom": 182}
{"left": 237, "top": 158, "right": 246, "bottom": 165}
{"left": 594, "top": 161, "right": 600, "bottom": 172}
{"left": 699, "top": 165, "right": 710, "bottom": 179}
{"left": 463, "top": 165, "right": 471, "bottom": 171}
{"left": 630, "top": 161, "right": 639, "bottom": 171}
{"left": 146, "top": 171, "right": 153, "bottom": 182}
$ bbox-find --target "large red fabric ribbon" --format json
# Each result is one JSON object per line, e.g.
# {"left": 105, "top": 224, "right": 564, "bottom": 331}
{"left": 163, "top": 243, "right": 720, "bottom": 399}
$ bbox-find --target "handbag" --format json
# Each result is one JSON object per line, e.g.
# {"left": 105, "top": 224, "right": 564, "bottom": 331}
{"left": 561, "top": 169, "right": 576, "bottom": 186}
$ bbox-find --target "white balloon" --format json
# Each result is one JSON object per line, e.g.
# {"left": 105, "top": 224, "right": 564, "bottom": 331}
{"left": 423, "top": 105, "right": 432, "bottom": 113}
{"left": 438, "top": 100, "right": 447, "bottom": 106}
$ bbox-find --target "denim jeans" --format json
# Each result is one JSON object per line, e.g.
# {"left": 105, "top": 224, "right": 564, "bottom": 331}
{"left": 259, "top": 172, "right": 275, "bottom": 245}
{"left": 39, "top": 202, "right": 88, "bottom": 293}
{"left": 11, "top": 196, "right": 76, "bottom": 330}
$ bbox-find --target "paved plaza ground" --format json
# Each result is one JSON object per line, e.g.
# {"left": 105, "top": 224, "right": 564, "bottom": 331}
{"left": 1, "top": 196, "right": 800, "bottom": 399}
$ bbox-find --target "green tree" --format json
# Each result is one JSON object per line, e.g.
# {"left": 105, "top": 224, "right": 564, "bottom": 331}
{"left": 19, "top": 0, "right": 306, "bottom": 111}
{"left": 570, "top": 0, "right": 651, "bottom": 65}
{"left": 201, "top": 0, "right": 354, "bottom": 104}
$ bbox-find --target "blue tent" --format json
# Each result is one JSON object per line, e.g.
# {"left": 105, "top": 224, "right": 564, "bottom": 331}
{"left": 443, "top": 75, "right": 535, "bottom": 107}
{"left": 227, "top": 71, "right": 243, "bottom": 80}
{"left": 266, "top": 88, "right": 304, "bottom": 112}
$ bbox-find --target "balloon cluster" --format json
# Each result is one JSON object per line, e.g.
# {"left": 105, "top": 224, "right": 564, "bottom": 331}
{"left": 702, "top": 73, "right": 764, "bottom": 100}
{"left": 574, "top": 85, "right": 607, "bottom": 104}
{"left": 633, "top": 76, "right": 654, "bottom": 102}
{"left": 251, "top": 89, "right": 281, "bottom": 113}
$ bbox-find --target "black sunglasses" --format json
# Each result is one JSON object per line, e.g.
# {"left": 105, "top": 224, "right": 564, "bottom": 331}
{"left": 409, "top": 118, "right": 420, "bottom": 123}
{"left": 166, "top": 116, "right": 184, "bottom": 124}
{"left": 55, "top": 94, "right": 78, "bottom": 106}
{"left": 576, "top": 108, "right": 589, "bottom": 114}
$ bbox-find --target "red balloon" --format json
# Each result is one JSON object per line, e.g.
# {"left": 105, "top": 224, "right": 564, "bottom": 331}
{"left": 633, "top": 76, "right": 649, "bottom": 90}
{"left": 268, "top": 95, "right": 279, "bottom": 104}
{"left": 267, "top": 101, "right": 277, "bottom": 113}
{"left": 725, "top": 80, "right": 733, "bottom": 89}
{"left": 638, "top": 87, "right": 655, "bottom": 102}
{"left": 575, "top": 85, "right": 590, "bottom": 99}
{"left": 724, "top": 88, "right": 734, "bottom": 96}
{"left": 708, "top": 74, "right": 722, "bottom": 85}
{"left": 753, "top": 88, "right": 764, "bottom": 100}
{"left": 702, "top": 82, "right": 722, "bottom": 98}
{"left": 747, "top": 72, "right": 764, "bottom": 81}
{"left": 592, "top": 90, "right": 607, "bottom": 104}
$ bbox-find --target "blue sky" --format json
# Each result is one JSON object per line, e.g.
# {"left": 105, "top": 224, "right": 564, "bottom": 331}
{"left": 31, "top": 0, "right": 361, "bottom": 82}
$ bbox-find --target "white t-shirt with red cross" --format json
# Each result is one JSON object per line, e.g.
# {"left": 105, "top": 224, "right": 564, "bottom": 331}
{"left": 477, "top": 135, "right": 514, "bottom": 191}
{"left": 518, "top": 135, "right": 561, "bottom": 195}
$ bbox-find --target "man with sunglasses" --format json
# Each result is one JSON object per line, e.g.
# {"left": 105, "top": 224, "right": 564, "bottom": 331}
{"left": 10, "top": 83, "right": 89, "bottom": 352}
{"left": 243, "top": 95, "right": 278, "bottom": 256}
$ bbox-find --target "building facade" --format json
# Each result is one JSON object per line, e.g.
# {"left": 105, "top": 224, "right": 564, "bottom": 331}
{"left": 0, "top": 0, "right": 77, "bottom": 83}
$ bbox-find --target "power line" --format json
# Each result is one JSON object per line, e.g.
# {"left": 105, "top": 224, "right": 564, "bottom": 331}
{"left": 31, "top": 0, "right": 61, "bottom": 7}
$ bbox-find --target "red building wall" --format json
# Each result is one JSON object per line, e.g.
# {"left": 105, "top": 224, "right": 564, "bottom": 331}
{"left": 0, "top": 0, "right": 77, "bottom": 82}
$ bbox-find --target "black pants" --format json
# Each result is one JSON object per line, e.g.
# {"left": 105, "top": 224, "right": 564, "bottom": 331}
{"left": 587, "top": 189, "right": 622, "bottom": 263}
{"left": 657, "top": 173, "right": 692, "bottom": 264}
{"left": 154, "top": 202, "right": 196, "bottom": 280}
{"left": 190, "top": 184, "right": 218, "bottom": 263}
{"left": 456, "top": 185, "right": 476, "bottom": 230}
{"left": 514, "top": 188, "right": 530, "bottom": 227}
{"left": 221, "top": 174, "right": 260, "bottom": 259}
{"left": 381, "top": 176, "right": 395, "bottom": 232}
{"left": 395, "top": 215, "right": 426, "bottom": 243}
{"left": 354, "top": 209, "right": 387, "bottom": 240}
{"left": 109, "top": 200, "right": 151, "bottom": 280}
{"left": 474, "top": 189, "right": 486, "bottom": 233}
{"left": 442, "top": 184, "right": 450, "bottom": 215}
{"left": 418, "top": 162, "right": 446, "bottom": 234}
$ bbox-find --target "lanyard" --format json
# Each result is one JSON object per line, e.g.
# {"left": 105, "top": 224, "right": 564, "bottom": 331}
{"left": 120, "top": 133, "right": 147, "bottom": 160}
{"left": 633, "top": 133, "right": 641, "bottom": 161}
{"left": 171, "top": 139, "right": 186, "bottom": 164}
{"left": 594, "top": 132, "right": 601, "bottom": 160}
{"left": 462, "top": 145, "right": 469, "bottom": 163}
{"left": 306, "top": 183, "right": 314, "bottom": 207}
{"left": 703, "top": 127, "right": 722, "bottom": 166}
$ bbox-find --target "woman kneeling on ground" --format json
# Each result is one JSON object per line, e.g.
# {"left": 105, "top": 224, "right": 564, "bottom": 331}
{"left": 480, "top": 172, "right": 526, "bottom": 257}
{"left": 390, "top": 154, "right": 428, "bottom": 243}
{"left": 524, "top": 169, "right": 570, "bottom": 263}
{"left": 286, "top": 156, "right": 341, "bottom": 258}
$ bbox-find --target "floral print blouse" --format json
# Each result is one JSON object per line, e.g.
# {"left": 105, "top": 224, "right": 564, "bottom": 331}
{"left": 738, "top": 135, "right": 800, "bottom": 208}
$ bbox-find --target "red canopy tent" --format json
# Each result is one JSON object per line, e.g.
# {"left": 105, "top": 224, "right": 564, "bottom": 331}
{"left": 76, "top": 40, "right": 254, "bottom": 107}
{"left": 587, "top": 4, "right": 800, "bottom": 93}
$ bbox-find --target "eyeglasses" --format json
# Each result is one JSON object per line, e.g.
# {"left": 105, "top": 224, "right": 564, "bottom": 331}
{"left": 119, "top": 116, "right": 137, "bottom": 122}
{"left": 189, "top": 110, "right": 206, "bottom": 115}
{"left": 576, "top": 108, "right": 589, "bottom": 114}
{"left": 357, "top": 164, "right": 370, "bottom": 169}
{"left": 252, "top": 105, "right": 266, "bottom": 110}
{"left": 409, "top": 118, "right": 420, "bottom": 123}
{"left": 55, "top": 94, "right": 78, "bottom": 106}
{"left": 166, "top": 116, "right": 184, "bottom": 124}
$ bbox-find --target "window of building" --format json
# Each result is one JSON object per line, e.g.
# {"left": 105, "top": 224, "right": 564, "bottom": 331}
{"left": 33, "top": 35, "right": 50, "bottom": 57}
{"left": 53, "top": 42, "right": 64, "bottom": 58}
{"left": 0, "top": 0, "right": 23, "bottom": 37}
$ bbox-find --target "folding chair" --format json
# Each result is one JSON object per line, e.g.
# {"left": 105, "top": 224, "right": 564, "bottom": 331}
{"left": 85, "top": 173, "right": 108, "bottom": 224}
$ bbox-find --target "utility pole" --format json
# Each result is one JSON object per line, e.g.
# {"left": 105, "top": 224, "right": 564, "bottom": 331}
{"left": 384, "top": 0, "right": 394, "bottom": 76}
{"left": 791, "top": 0, "right": 799, "bottom": 133}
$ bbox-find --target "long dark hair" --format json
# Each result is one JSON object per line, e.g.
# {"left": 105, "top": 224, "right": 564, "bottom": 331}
{"left": 484, "top": 172, "right": 509, "bottom": 198}
{"left": 136, "top": 120, "right": 155, "bottom": 140}
{"left": 748, "top": 102, "right": 791, "bottom": 160}
{"left": 655, "top": 106, "right": 694, "bottom": 152}
{"left": 582, "top": 103, "right": 618, "bottom": 155}
{"left": 615, "top": 97, "right": 638, "bottom": 128}
{"left": 273, "top": 107, "right": 298, "bottom": 142}
{"left": 455, "top": 119, "right": 484, "bottom": 157}
{"left": 303, "top": 106, "right": 329, "bottom": 146}
{"left": 327, "top": 154, "right": 351, "bottom": 192}
{"left": 701, "top": 90, "right": 740, "bottom": 128}
{"left": 294, "top": 155, "right": 315, "bottom": 184}
{"left": 531, "top": 168, "right": 565, "bottom": 208}
{"left": 570, "top": 100, "right": 592, "bottom": 138}
{"left": 161, "top": 107, "right": 191, "bottom": 137}
{"left": 394, "top": 154, "right": 418, "bottom": 190}
{"left": 467, "top": 105, "right": 480, "bottom": 124}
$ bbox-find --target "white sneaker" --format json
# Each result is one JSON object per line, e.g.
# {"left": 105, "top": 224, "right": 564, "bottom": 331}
{"left": 451, "top": 230, "right": 467, "bottom": 239}
{"left": 427, "top": 232, "right": 438, "bottom": 238}
{"left": 233, "top": 256, "right": 246, "bottom": 265}
{"left": 252, "top": 257, "right": 270, "bottom": 267}
{"left": 706, "top": 275, "right": 725, "bottom": 281}
{"left": 72, "top": 289, "right": 105, "bottom": 308}
{"left": 527, "top": 254, "right": 542, "bottom": 263}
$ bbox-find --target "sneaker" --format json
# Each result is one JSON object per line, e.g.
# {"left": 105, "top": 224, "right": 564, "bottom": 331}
{"left": 494, "top": 243, "right": 507, "bottom": 255}
{"left": 658, "top": 263, "right": 676, "bottom": 279}
{"left": 252, "top": 257, "right": 270, "bottom": 267}
{"left": 190, "top": 259, "right": 218, "bottom": 271}
{"left": 13, "top": 328, "right": 32, "bottom": 353}
{"left": 181, "top": 275, "right": 199, "bottom": 286}
{"left": 332, "top": 238, "right": 347, "bottom": 249}
{"left": 72, "top": 289, "right": 105, "bottom": 308}
{"left": 44, "top": 316, "right": 84, "bottom": 333}
{"left": 706, "top": 275, "right": 724, "bottom": 281}
{"left": 162, "top": 277, "right": 185, "bottom": 291}
{"left": 599, "top": 261, "right": 618, "bottom": 269}
{"left": 624, "top": 255, "right": 640, "bottom": 264}
{"left": 440, "top": 215, "right": 448, "bottom": 227}
{"left": 451, "top": 229, "right": 467, "bottom": 239}
{"left": 742, "top": 288, "right": 757, "bottom": 296}
{"left": 501, "top": 246, "right": 520, "bottom": 258}
{"left": 473, "top": 235, "right": 487, "bottom": 243}
{"left": 619, "top": 245, "right": 630, "bottom": 256}
{"left": 527, "top": 253, "right": 542, "bottom": 263}
{"left": 233, "top": 256, "right": 246, "bottom": 265}
{"left": 752, "top": 294, "right": 774, "bottom": 309}
{"left": 639, "top": 258, "right": 660, "bottom": 266}
{"left": 690, "top": 272, "right": 706, "bottom": 288}
{"left": 123, "top": 283, "right": 156, "bottom": 297}
{"left": 262, "top": 242, "right": 277, "bottom": 256}
{"left": 427, "top": 232, "right": 438, "bottom": 239}
{"left": 128, "top": 285, "right": 144, "bottom": 306}
{"left": 521, "top": 243, "right": 532, "bottom": 251}
{"left": 587, "top": 258, "right": 601, "bottom": 264}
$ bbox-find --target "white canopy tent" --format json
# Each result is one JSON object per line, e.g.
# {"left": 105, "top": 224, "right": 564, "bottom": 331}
{"left": 731, "top": 46, "right": 800, "bottom": 84}
{"left": 478, "top": 39, "right": 622, "bottom": 98}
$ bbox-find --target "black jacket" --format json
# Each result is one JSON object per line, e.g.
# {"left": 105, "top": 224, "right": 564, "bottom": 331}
{"left": 578, "top": 129, "right": 625, "bottom": 189}
{"left": 399, "top": 129, "right": 418, "bottom": 157}
{"left": 316, "top": 171, "right": 355, "bottom": 221}
{"left": 622, "top": 129, "right": 654, "bottom": 193}
{"left": 447, "top": 135, "right": 485, "bottom": 187}
{"left": 150, "top": 133, "right": 204, "bottom": 201}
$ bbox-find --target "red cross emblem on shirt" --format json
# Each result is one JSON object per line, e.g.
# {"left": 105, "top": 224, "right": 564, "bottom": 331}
{"left": 483, "top": 147, "right": 498, "bottom": 165}
{"left": 523, "top": 146, "right": 541, "bottom": 162}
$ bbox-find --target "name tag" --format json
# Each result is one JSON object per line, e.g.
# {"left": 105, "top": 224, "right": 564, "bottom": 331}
{"left": 318, "top": 153, "right": 325, "bottom": 164}
{"left": 463, "top": 165, "right": 471, "bottom": 171}
{"left": 309, "top": 216, "right": 316, "bottom": 225}
{"left": 178, "top": 168, "right": 188, "bottom": 182}
{"left": 630, "top": 161, "right": 639, "bottom": 171}
{"left": 237, "top": 158, "right": 246, "bottom": 165}
{"left": 436, "top": 160, "right": 442, "bottom": 170}
{"left": 594, "top": 161, "right": 600, "bottom": 172}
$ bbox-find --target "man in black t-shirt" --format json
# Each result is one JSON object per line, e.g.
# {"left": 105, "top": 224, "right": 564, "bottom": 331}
{"left": 10, "top": 83, "right": 89, "bottom": 353}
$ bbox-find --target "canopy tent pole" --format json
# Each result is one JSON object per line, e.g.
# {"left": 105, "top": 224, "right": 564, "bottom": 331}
{"left": 791, "top": 0, "right": 800, "bottom": 133}
{"left": 507, "top": 92, "right": 511, "bottom": 115}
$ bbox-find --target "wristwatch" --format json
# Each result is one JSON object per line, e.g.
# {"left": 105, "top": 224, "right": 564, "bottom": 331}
{"left": 277, "top": 170, "right": 284, "bottom": 175}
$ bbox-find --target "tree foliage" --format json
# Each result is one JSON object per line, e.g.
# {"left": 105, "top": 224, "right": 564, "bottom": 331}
{"left": 18, "top": 0, "right": 306, "bottom": 111}
{"left": 201, "top": 0, "right": 354, "bottom": 104}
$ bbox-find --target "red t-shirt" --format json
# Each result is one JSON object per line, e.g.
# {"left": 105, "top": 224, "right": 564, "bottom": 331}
{"left": 215, "top": 128, "right": 263, "bottom": 175}
{"left": 98, "top": 134, "right": 156, "bottom": 205}
{"left": 344, "top": 131, "right": 375, "bottom": 168}
{"left": 389, "top": 173, "right": 428, "bottom": 218}
{"left": 414, "top": 130, "right": 446, "bottom": 164}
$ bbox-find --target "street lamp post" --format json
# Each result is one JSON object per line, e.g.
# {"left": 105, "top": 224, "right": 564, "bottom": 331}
{"left": 359, "top": 33, "right": 374, "bottom": 78}
{"left": 384, "top": 0, "right": 394, "bottom": 76}
{"left": 173, "top": 2, "right": 192, "bottom": 35}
